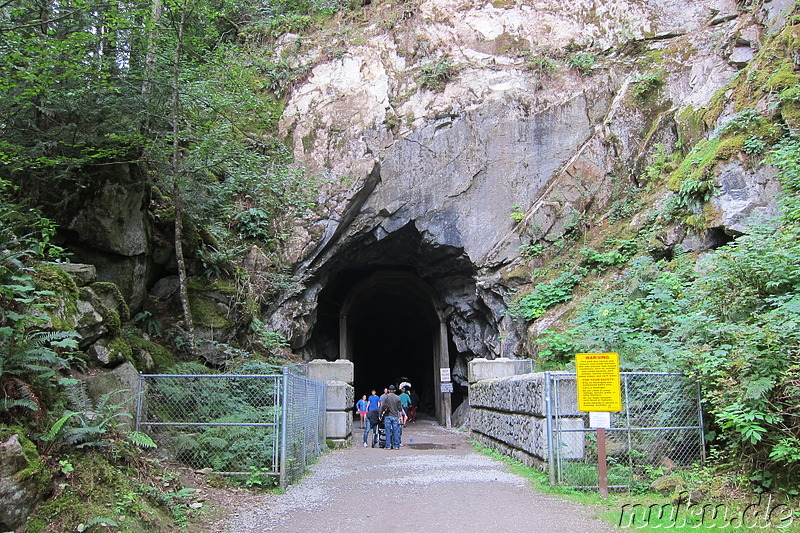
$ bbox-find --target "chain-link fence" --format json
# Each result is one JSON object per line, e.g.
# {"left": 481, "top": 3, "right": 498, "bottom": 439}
{"left": 546, "top": 372, "right": 704, "bottom": 490}
{"left": 135, "top": 367, "right": 327, "bottom": 486}
{"left": 281, "top": 368, "right": 327, "bottom": 485}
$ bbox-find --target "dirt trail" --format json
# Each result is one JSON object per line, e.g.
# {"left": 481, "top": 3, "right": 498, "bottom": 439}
{"left": 200, "top": 418, "right": 621, "bottom": 533}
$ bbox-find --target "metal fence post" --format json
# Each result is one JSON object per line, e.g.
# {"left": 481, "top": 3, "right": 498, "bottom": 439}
{"left": 696, "top": 380, "right": 706, "bottom": 463}
{"left": 545, "top": 371, "right": 556, "bottom": 486}
{"left": 623, "top": 374, "right": 633, "bottom": 487}
{"left": 279, "top": 367, "right": 290, "bottom": 488}
{"left": 135, "top": 373, "right": 144, "bottom": 432}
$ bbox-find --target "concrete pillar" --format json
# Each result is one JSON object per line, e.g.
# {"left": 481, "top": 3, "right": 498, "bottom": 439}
{"left": 308, "top": 359, "right": 354, "bottom": 446}
{"left": 468, "top": 357, "right": 520, "bottom": 383}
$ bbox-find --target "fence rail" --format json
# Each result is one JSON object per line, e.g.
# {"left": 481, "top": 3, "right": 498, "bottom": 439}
{"left": 135, "top": 367, "right": 326, "bottom": 486}
{"left": 546, "top": 372, "right": 704, "bottom": 490}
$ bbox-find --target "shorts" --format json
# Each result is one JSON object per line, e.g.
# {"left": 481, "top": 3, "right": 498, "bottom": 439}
{"left": 359, "top": 411, "right": 367, "bottom": 416}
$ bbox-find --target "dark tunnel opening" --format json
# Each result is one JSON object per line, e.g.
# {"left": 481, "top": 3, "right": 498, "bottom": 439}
{"left": 301, "top": 223, "right": 480, "bottom": 421}
{"left": 349, "top": 282, "right": 437, "bottom": 414}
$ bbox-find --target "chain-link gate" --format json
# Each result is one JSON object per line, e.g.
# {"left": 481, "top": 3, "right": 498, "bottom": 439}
{"left": 135, "top": 367, "right": 327, "bottom": 486}
{"left": 546, "top": 372, "right": 704, "bottom": 490}
{"left": 280, "top": 367, "right": 327, "bottom": 485}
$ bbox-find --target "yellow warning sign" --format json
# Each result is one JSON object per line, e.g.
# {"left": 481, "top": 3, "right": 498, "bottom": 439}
{"left": 576, "top": 352, "right": 622, "bottom": 412}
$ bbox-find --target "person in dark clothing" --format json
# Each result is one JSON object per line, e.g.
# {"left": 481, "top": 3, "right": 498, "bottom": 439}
{"left": 381, "top": 385, "right": 403, "bottom": 449}
{"left": 363, "top": 407, "right": 381, "bottom": 447}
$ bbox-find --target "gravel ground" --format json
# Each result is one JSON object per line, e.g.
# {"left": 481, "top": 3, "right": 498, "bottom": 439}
{"left": 196, "top": 418, "right": 621, "bottom": 533}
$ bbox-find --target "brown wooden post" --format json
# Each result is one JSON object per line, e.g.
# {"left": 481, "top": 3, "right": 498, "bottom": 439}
{"left": 597, "top": 427, "right": 609, "bottom": 498}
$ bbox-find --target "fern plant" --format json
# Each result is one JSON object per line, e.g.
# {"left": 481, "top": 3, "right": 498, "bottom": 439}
{"left": 42, "top": 384, "right": 150, "bottom": 451}
{"left": 0, "top": 267, "right": 81, "bottom": 422}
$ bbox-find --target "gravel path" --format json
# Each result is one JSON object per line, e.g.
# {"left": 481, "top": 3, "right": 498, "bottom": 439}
{"left": 208, "top": 418, "right": 621, "bottom": 533}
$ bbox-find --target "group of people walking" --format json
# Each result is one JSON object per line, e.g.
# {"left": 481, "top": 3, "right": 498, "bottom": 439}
{"left": 356, "top": 385, "right": 418, "bottom": 449}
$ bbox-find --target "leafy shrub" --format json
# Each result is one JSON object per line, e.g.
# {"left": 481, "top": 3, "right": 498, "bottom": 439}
{"left": 509, "top": 271, "right": 583, "bottom": 321}
{"left": 743, "top": 135, "right": 767, "bottom": 155}
{"left": 769, "top": 133, "right": 800, "bottom": 220}
{"left": 720, "top": 108, "right": 761, "bottom": 135}
{"left": 538, "top": 208, "right": 800, "bottom": 478}
{"left": 631, "top": 70, "right": 665, "bottom": 100}
{"left": 520, "top": 52, "right": 556, "bottom": 75}
{"left": 580, "top": 239, "right": 638, "bottom": 271}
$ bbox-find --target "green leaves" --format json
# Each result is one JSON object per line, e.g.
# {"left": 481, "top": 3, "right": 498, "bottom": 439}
{"left": 509, "top": 270, "right": 582, "bottom": 321}
{"left": 716, "top": 402, "right": 778, "bottom": 445}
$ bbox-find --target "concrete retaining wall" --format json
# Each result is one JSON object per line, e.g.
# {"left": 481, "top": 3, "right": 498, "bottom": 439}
{"left": 308, "top": 359, "right": 354, "bottom": 446}
{"left": 468, "top": 362, "right": 584, "bottom": 467}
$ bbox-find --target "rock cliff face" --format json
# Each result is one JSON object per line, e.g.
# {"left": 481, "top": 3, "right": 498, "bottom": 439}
{"left": 267, "top": 0, "right": 794, "bottom": 364}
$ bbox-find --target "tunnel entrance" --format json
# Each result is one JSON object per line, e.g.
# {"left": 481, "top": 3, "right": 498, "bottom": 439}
{"left": 346, "top": 271, "right": 439, "bottom": 415}
{"left": 297, "top": 222, "right": 488, "bottom": 424}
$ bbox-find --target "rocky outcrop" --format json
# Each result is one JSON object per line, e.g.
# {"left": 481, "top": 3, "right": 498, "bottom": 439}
{"left": 264, "top": 0, "right": 795, "bottom": 361}
{"left": 63, "top": 163, "right": 152, "bottom": 312}
{"left": 0, "top": 432, "right": 51, "bottom": 531}
{"left": 710, "top": 161, "right": 782, "bottom": 234}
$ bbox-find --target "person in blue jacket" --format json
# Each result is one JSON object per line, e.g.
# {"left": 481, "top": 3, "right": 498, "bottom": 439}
{"left": 356, "top": 394, "right": 369, "bottom": 428}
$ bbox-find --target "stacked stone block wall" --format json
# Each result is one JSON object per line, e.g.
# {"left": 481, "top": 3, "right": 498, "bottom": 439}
{"left": 468, "top": 365, "right": 584, "bottom": 467}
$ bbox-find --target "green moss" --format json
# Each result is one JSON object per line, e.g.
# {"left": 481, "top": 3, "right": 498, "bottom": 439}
{"left": 89, "top": 281, "right": 131, "bottom": 322}
{"left": 701, "top": 92, "right": 726, "bottom": 128}
{"left": 80, "top": 287, "right": 121, "bottom": 337}
{"left": 779, "top": 85, "right": 800, "bottom": 129}
{"left": 26, "top": 451, "right": 175, "bottom": 533}
{"left": 501, "top": 264, "right": 529, "bottom": 282}
{"left": 676, "top": 107, "right": 706, "bottom": 151}
{"left": 668, "top": 134, "right": 749, "bottom": 191}
{"left": 781, "top": 98, "right": 800, "bottom": 129}
{"left": 0, "top": 427, "right": 52, "bottom": 494}
{"left": 766, "top": 61, "right": 800, "bottom": 93}
{"left": 189, "top": 292, "right": 233, "bottom": 328}
{"left": 668, "top": 138, "right": 718, "bottom": 190}
{"left": 122, "top": 328, "right": 175, "bottom": 371}
{"left": 187, "top": 278, "right": 237, "bottom": 294}
{"left": 726, "top": 21, "right": 800, "bottom": 111}
{"left": 716, "top": 135, "right": 746, "bottom": 159}
{"left": 107, "top": 336, "right": 133, "bottom": 364}
{"left": 31, "top": 265, "right": 82, "bottom": 332}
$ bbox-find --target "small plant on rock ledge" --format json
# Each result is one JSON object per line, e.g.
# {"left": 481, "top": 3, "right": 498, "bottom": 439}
{"left": 510, "top": 205, "right": 525, "bottom": 223}
{"left": 567, "top": 52, "right": 597, "bottom": 75}
{"left": 418, "top": 55, "right": 456, "bottom": 91}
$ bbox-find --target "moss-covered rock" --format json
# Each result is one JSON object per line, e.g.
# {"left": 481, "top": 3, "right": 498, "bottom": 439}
{"left": 87, "top": 337, "right": 131, "bottom": 367}
{"left": 33, "top": 264, "right": 81, "bottom": 332}
{"left": 189, "top": 292, "right": 233, "bottom": 329}
{"left": 122, "top": 327, "right": 175, "bottom": 372}
{"left": 0, "top": 428, "right": 52, "bottom": 531}
{"left": 90, "top": 281, "right": 131, "bottom": 323}
{"left": 25, "top": 451, "right": 180, "bottom": 533}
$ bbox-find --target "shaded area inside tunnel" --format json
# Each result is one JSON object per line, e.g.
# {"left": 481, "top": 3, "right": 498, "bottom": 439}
{"left": 348, "top": 280, "right": 437, "bottom": 413}
{"left": 303, "top": 223, "right": 480, "bottom": 418}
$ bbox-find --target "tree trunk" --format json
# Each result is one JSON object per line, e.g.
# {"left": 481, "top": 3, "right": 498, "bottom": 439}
{"left": 141, "top": 0, "right": 162, "bottom": 103}
{"left": 171, "top": 7, "right": 196, "bottom": 356}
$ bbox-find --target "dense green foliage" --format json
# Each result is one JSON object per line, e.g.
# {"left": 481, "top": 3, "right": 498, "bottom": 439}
{"left": 0, "top": 0, "right": 325, "bottom": 269}
{"left": 0, "top": 0, "right": 347, "bottom": 528}
{"left": 535, "top": 134, "right": 800, "bottom": 483}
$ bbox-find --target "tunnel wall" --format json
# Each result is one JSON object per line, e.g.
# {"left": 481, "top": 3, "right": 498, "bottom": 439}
{"left": 468, "top": 360, "right": 582, "bottom": 467}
